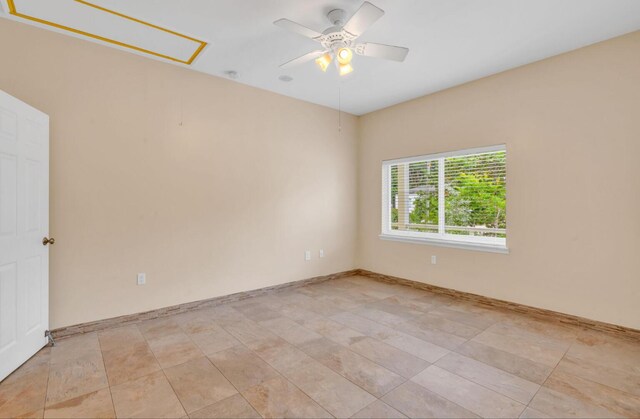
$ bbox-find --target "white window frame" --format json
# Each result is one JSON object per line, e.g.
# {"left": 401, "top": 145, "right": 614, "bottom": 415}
{"left": 380, "top": 145, "right": 508, "bottom": 254}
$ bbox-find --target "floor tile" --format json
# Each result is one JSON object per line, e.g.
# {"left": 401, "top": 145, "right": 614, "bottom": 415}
{"left": 529, "top": 387, "right": 619, "bottom": 418}
{"left": 147, "top": 332, "right": 203, "bottom": 368}
{"left": 394, "top": 320, "right": 467, "bottom": 350}
{"left": 342, "top": 278, "right": 397, "bottom": 299}
{"left": 43, "top": 388, "right": 115, "bottom": 418}
{"left": 455, "top": 340, "right": 553, "bottom": 384}
{"left": 14, "top": 409, "right": 44, "bottom": 418}
{"left": 301, "top": 299, "right": 346, "bottom": 317}
{"left": 50, "top": 333, "right": 102, "bottom": 364}
{"left": 276, "top": 292, "right": 343, "bottom": 317}
{"left": 410, "top": 313, "right": 482, "bottom": 339}
{"left": 102, "top": 341, "right": 161, "bottom": 386}
{"left": 555, "top": 354, "right": 640, "bottom": 397}
{"left": 568, "top": 330, "right": 640, "bottom": 375}
{"left": 189, "top": 393, "right": 260, "bottom": 418}
{"left": 382, "top": 381, "right": 478, "bottom": 418}
{"left": 435, "top": 352, "right": 540, "bottom": 404}
{"left": 259, "top": 317, "right": 323, "bottom": 346}
{"left": 231, "top": 302, "right": 283, "bottom": 322}
{"left": 0, "top": 353, "right": 49, "bottom": 418}
{"left": 46, "top": 350, "right": 109, "bottom": 406}
{"left": 501, "top": 315, "right": 580, "bottom": 344}
{"left": 137, "top": 317, "right": 183, "bottom": 340}
{"left": 300, "top": 317, "right": 366, "bottom": 346}
{"left": 98, "top": 325, "right": 146, "bottom": 353}
{"left": 110, "top": 371, "right": 185, "bottom": 418}
{"left": 427, "top": 305, "right": 500, "bottom": 330}
{"left": 206, "top": 305, "right": 242, "bottom": 321}
{"left": 321, "top": 289, "right": 378, "bottom": 309}
{"left": 385, "top": 284, "right": 432, "bottom": 299}
{"left": 7, "top": 276, "right": 638, "bottom": 419}
{"left": 245, "top": 337, "right": 310, "bottom": 375}
{"left": 175, "top": 312, "right": 221, "bottom": 335}
{"left": 411, "top": 365, "right": 525, "bottom": 418}
{"left": 412, "top": 291, "right": 456, "bottom": 308}
{"left": 163, "top": 357, "right": 237, "bottom": 413}
{"left": 217, "top": 318, "right": 276, "bottom": 345}
{"left": 353, "top": 307, "right": 409, "bottom": 328}
{"left": 281, "top": 360, "right": 376, "bottom": 418}
{"left": 208, "top": 345, "right": 279, "bottom": 391}
{"left": 472, "top": 330, "right": 565, "bottom": 367}
{"left": 366, "top": 297, "right": 426, "bottom": 318}
{"left": 351, "top": 400, "right": 407, "bottom": 418}
{"left": 348, "top": 337, "right": 429, "bottom": 378}
{"left": 543, "top": 369, "right": 640, "bottom": 417}
{"left": 301, "top": 338, "right": 405, "bottom": 398}
{"left": 378, "top": 295, "right": 435, "bottom": 314}
{"left": 190, "top": 327, "right": 240, "bottom": 356}
{"left": 519, "top": 406, "right": 551, "bottom": 418}
{"left": 382, "top": 332, "right": 449, "bottom": 363}
{"left": 298, "top": 336, "right": 344, "bottom": 358}
{"left": 330, "top": 312, "right": 397, "bottom": 340}
{"left": 484, "top": 322, "right": 574, "bottom": 352}
{"left": 241, "top": 376, "right": 330, "bottom": 418}
{"left": 278, "top": 305, "right": 324, "bottom": 323}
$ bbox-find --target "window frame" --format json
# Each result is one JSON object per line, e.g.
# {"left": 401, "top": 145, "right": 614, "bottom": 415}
{"left": 380, "top": 145, "right": 508, "bottom": 254}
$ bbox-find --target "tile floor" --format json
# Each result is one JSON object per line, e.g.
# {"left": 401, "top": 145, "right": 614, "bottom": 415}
{"left": 1, "top": 275, "right": 639, "bottom": 418}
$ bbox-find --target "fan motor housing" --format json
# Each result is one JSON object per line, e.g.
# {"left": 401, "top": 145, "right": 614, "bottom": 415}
{"left": 319, "top": 28, "right": 356, "bottom": 50}
{"left": 327, "top": 8, "right": 346, "bottom": 26}
{"left": 318, "top": 9, "right": 357, "bottom": 51}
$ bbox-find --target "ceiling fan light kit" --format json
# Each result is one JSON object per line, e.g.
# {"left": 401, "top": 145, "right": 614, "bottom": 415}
{"left": 337, "top": 47, "right": 353, "bottom": 65}
{"left": 275, "top": 1, "right": 409, "bottom": 76}
{"left": 339, "top": 62, "right": 354, "bottom": 76}
{"left": 315, "top": 53, "right": 333, "bottom": 72}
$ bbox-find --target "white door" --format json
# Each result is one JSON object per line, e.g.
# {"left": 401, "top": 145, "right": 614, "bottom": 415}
{"left": 0, "top": 90, "right": 49, "bottom": 381}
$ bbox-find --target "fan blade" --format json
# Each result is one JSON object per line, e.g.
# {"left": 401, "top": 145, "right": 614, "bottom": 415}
{"left": 355, "top": 43, "right": 409, "bottom": 62}
{"left": 280, "top": 50, "right": 327, "bottom": 69}
{"left": 274, "top": 18, "right": 323, "bottom": 39}
{"left": 343, "top": 2, "right": 384, "bottom": 37}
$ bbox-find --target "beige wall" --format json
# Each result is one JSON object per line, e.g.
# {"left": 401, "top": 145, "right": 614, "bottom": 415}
{"left": 0, "top": 19, "right": 358, "bottom": 329}
{"left": 358, "top": 31, "right": 640, "bottom": 330}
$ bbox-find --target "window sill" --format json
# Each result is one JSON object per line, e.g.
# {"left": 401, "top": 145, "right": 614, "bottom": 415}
{"left": 379, "top": 233, "right": 509, "bottom": 254}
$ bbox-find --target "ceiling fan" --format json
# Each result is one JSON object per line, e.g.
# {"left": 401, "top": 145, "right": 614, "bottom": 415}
{"left": 274, "top": 1, "right": 409, "bottom": 76}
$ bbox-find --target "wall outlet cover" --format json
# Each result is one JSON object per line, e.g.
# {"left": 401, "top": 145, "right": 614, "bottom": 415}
{"left": 137, "top": 273, "right": 146, "bottom": 285}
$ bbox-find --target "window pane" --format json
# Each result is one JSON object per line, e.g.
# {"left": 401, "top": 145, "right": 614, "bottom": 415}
{"left": 390, "top": 165, "right": 398, "bottom": 227}
{"left": 390, "top": 160, "right": 439, "bottom": 233}
{"left": 444, "top": 151, "right": 506, "bottom": 238}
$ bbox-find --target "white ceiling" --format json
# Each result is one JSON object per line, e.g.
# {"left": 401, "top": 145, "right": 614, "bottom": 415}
{"left": 2, "top": 0, "right": 640, "bottom": 115}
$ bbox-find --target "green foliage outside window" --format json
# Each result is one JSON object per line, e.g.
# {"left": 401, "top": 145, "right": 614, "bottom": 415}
{"left": 391, "top": 151, "right": 506, "bottom": 236}
{"left": 443, "top": 152, "right": 506, "bottom": 231}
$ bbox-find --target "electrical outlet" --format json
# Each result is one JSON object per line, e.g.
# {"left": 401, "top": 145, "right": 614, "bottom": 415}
{"left": 431, "top": 255, "right": 437, "bottom": 265}
{"left": 305, "top": 250, "right": 311, "bottom": 261}
{"left": 137, "top": 273, "right": 146, "bottom": 285}
{"left": 319, "top": 249, "right": 325, "bottom": 258}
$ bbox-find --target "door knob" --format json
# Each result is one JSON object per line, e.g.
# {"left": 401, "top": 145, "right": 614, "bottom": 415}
{"left": 42, "top": 237, "right": 55, "bottom": 246}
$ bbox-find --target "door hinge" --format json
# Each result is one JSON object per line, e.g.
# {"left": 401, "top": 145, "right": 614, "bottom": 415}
{"left": 45, "top": 330, "right": 56, "bottom": 346}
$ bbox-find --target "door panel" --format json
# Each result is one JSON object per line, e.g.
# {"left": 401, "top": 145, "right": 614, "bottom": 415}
{"left": 0, "top": 263, "right": 17, "bottom": 351}
{"left": 0, "top": 107, "right": 17, "bottom": 142}
{"left": 24, "top": 255, "right": 42, "bottom": 332}
{"left": 25, "top": 159, "right": 41, "bottom": 233}
{"left": 0, "top": 90, "right": 49, "bottom": 381}
{"left": 0, "top": 153, "right": 18, "bottom": 237}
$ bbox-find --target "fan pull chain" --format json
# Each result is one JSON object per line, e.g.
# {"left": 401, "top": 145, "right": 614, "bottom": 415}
{"left": 338, "top": 86, "right": 342, "bottom": 133}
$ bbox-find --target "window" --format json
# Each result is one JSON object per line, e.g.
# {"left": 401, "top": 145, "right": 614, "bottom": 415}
{"left": 381, "top": 145, "right": 507, "bottom": 253}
